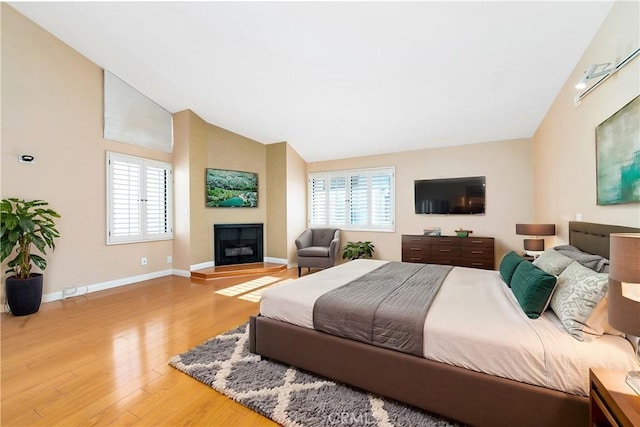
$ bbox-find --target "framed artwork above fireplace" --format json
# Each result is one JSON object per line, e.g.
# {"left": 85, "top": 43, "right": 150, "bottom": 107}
{"left": 206, "top": 168, "right": 258, "bottom": 207}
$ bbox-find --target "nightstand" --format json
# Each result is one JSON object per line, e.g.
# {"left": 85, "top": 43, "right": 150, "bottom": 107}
{"left": 590, "top": 368, "right": 640, "bottom": 427}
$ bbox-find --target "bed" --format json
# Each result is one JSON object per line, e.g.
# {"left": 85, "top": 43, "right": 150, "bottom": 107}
{"left": 249, "top": 221, "right": 640, "bottom": 427}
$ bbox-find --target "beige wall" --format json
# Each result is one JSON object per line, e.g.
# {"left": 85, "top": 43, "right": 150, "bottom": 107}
{"left": 308, "top": 138, "right": 534, "bottom": 265}
{"left": 532, "top": 0, "right": 640, "bottom": 243}
{"left": 1, "top": 4, "right": 173, "bottom": 298}
{"left": 286, "top": 144, "right": 308, "bottom": 265}
{"left": 266, "top": 143, "right": 288, "bottom": 259}
{"left": 173, "top": 109, "right": 268, "bottom": 267}
{"left": 171, "top": 110, "right": 192, "bottom": 272}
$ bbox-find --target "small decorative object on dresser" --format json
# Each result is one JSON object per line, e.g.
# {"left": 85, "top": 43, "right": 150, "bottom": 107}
{"left": 455, "top": 229, "right": 472, "bottom": 238}
{"left": 401, "top": 234, "right": 494, "bottom": 270}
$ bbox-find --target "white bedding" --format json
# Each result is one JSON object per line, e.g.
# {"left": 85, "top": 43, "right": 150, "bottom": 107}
{"left": 260, "top": 259, "right": 639, "bottom": 396}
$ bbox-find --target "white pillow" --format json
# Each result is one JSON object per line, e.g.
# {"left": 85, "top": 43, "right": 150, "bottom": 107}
{"left": 533, "top": 249, "right": 574, "bottom": 276}
{"left": 550, "top": 261, "right": 610, "bottom": 341}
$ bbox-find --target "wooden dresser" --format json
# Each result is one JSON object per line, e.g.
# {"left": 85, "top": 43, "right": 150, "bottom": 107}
{"left": 401, "top": 235, "right": 495, "bottom": 270}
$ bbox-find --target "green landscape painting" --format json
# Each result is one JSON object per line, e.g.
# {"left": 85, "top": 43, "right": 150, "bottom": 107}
{"left": 596, "top": 95, "right": 640, "bottom": 206}
{"left": 206, "top": 169, "right": 258, "bottom": 207}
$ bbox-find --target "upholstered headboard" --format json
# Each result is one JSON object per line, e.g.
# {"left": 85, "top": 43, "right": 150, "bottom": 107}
{"left": 568, "top": 221, "right": 640, "bottom": 259}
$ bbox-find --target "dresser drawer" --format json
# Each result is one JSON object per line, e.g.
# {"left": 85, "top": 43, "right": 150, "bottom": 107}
{"left": 431, "top": 237, "right": 459, "bottom": 246}
{"left": 460, "top": 237, "right": 494, "bottom": 248}
{"left": 402, "top": 252, "right": 430, "bottom": 263}
{"left": 432, "top": 246, "right": 460, "bottom": 257}
{"left": 459, "top": 259, "right": 494, "bottom": 270}
{"left": 461, "top": 247, "right": 493, "bottom": 258}
{"left": 402, "top": 234, "right": 430, "bottom": 248}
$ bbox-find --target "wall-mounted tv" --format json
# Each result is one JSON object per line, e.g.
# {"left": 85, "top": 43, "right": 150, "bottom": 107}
{"left": 206, "top": 168, "right": 258, "bottom": 207}
{"left": 414, "top": 176, "right": 485, "bottom": 214}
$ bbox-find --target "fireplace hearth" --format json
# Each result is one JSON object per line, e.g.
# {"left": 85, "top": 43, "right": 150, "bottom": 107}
{"left": 214, "top": 223, "right": 263, "bottom": 266}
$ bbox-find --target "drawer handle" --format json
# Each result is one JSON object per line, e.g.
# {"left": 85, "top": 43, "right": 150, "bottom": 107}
{"left": 471, "top": 240, "right": 483, "bottom": 244}
{"left": 471, "top": 250, "right": 484, "bottom": 254}
{"left": 440, "top": 239, "right": 452, "bottom": 242}
{"left": 410, "top": 247, "right": 422, "bottom": 251}
{"left": 410, "top": 257, "right": 421, "bottom": 261}
{"left": 439, "top": 249, "right": 452, "bottom": 252}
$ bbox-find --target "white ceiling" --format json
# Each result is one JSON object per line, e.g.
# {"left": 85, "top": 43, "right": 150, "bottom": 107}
{"left": 10, "top": 1, "right": 613, "bottom": 162}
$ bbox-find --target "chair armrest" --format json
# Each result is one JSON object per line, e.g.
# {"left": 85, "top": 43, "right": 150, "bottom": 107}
{"left": 329, "top": 236, "right": 340, "bottom": 265}
{"left": 295, "top": 229, "right": 313, "bottom": 249}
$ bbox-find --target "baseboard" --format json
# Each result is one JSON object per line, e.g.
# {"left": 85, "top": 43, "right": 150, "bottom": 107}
{"left": 264, "top": 256, "right": 288, "bottom": 265}
{"left": 190, "top": 261, "right": 215, "bottom": 271}
{"left": 42, "top": 269, "right": 174, "bottom": 303}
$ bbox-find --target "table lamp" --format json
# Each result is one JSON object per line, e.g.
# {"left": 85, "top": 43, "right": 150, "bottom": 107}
{"left": 515, "top": 224, "right": 556, "bottom": 257}
{"left": 609, "top": 233, "right": 640, "bottom": 395}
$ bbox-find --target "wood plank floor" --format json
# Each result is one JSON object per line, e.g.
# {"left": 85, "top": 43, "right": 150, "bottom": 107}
{"left": 1, "top": 269, "right": 300, "bottom": 426}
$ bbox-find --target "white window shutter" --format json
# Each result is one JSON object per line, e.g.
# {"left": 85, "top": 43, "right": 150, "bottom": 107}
{"left": 329, "top": 174, "right": 346, "bottom": 226}
{"left": 349, "top": 172, "right": 369, "bottom": 227}
{"left": 309, "top": 174, "right": 328, "bottom": 226}
{"left": 107, "top": 152, "right": 173, "bottom": 244}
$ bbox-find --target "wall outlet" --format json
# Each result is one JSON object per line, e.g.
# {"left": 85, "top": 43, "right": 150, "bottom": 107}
{"left": 141, "top": 257, "right": 148, "bottom": 266}
{"left": 167, "top": 255, "right": 173, "bottom": 264}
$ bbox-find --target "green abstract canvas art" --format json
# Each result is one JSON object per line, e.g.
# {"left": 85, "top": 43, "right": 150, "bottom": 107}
{"left": 596, "top": 95, "right": 640, "bottom": 206}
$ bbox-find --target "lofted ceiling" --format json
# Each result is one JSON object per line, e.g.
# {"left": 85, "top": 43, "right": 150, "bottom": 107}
{"left": 10, "top": 1, "right": 613, "bottom": 162}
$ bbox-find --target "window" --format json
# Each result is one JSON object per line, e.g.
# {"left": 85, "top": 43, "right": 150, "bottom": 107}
{"left": 107, "top": 152, "right": 173, "bottom": 244}
{"left": 308, "top": 167, "right": 395, "bottom": 231}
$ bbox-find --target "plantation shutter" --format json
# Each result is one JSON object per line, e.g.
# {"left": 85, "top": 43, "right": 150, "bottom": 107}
{"left": 107, "top": 152, "right": 173, "bottom": 244}
{"left": 145, "top": 163, "right": 172, "bottom": 236}
{"left": 348, "top": 172, "right": 369, "bottom": 227}
{"left": 109, "top": 155, "right": 142, "bottom": 242}
{"left": 371, "top": 169, "right": 393, "bottom": 229}
{"left": 309, "top": 174, "right": 328, "bottom": 226}
{"left": 329, "top": 175, "right": 346, "bottom": 226}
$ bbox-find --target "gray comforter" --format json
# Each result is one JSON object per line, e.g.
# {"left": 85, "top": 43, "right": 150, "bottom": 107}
{"left": 312, "top": 262, "right": 453, "bottom": 356}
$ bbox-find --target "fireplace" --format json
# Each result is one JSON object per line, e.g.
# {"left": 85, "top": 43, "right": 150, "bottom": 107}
{"left": 214, "top": 223, "right": 264, "bottom": 266}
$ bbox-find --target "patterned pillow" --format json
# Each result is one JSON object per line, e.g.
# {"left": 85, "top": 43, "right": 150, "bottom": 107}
{"left": 533, "top": 249, "right": 574, "bottom": 276}
{"left": 550, "top": 261, "right": 609, "bottom": 341}
{"left": 499, "top": 251, "right": 525, "bottom": 287}
{"left": 510, "top": 261, "right": 557, "bottom": 319}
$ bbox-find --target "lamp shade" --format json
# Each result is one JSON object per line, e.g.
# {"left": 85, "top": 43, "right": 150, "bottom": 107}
{"left": 515, "top": 224, "right": 556, "bottom": 236}
{"left": 608, "top": 233, "right": 640, "bottom": 336}
{"left": 523, "top": 239, "right": 545, "bottom": 252}
{"left": 610, "top": 233, "right": 640, "bottom": 283}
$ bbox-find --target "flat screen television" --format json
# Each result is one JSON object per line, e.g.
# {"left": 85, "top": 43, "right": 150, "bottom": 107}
{"left": 206, "top": 168, "right": 258, "bottom": 207}
{"left": 414, "top": 176, "right": 485, "bottom": 214}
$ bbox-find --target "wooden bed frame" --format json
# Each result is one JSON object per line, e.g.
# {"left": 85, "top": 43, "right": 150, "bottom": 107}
{"left": 249, "top": 221, "right": 639, "bottom": 427}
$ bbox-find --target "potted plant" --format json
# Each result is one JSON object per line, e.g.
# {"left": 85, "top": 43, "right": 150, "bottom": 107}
{"left": 1, "top": 198, "right": 60, "bottom": 316}
{"left": 342, "top": 241, "right": 375, "bottom": 261}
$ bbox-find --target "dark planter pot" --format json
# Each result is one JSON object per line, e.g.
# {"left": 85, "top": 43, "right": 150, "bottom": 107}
{"left": 6, "top": 273, "right": 43, "bottom": 316}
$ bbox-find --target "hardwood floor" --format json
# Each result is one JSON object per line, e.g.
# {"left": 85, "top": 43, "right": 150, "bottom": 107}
{"left": 1, "top": 269, "right": 300, "bottom": 426}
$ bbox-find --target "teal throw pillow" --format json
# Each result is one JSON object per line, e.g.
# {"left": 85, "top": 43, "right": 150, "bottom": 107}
{"left": 511, "top": 261, "right": 557, "bottom": 319}
{"left": 499, "top": 251, "right": 525, "bottom": 287}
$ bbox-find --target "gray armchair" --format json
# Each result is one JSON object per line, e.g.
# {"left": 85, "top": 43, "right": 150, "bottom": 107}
{"left": 295, "top": 228, "right": 341, "bottom": 277}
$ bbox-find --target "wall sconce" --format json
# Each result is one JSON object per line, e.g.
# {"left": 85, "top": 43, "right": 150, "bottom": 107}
{"left": 574, "top": 47, "right": 640, "bottom": 104}
{"left": 574, "top": 63, "right": 612, "bottom": 89}
{"left": 515, "top": 223, "right": 556, "bottom": 257}
{"left": 608, "top": 233, "right": 640, "bottom": 395}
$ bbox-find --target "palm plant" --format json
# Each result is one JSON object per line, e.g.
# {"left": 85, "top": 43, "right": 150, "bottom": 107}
{"left": 342, "top": 241, "right": 375, "bottom": 260}
{"left": 1, "top": 198, "right": 60, "bottom": 279}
